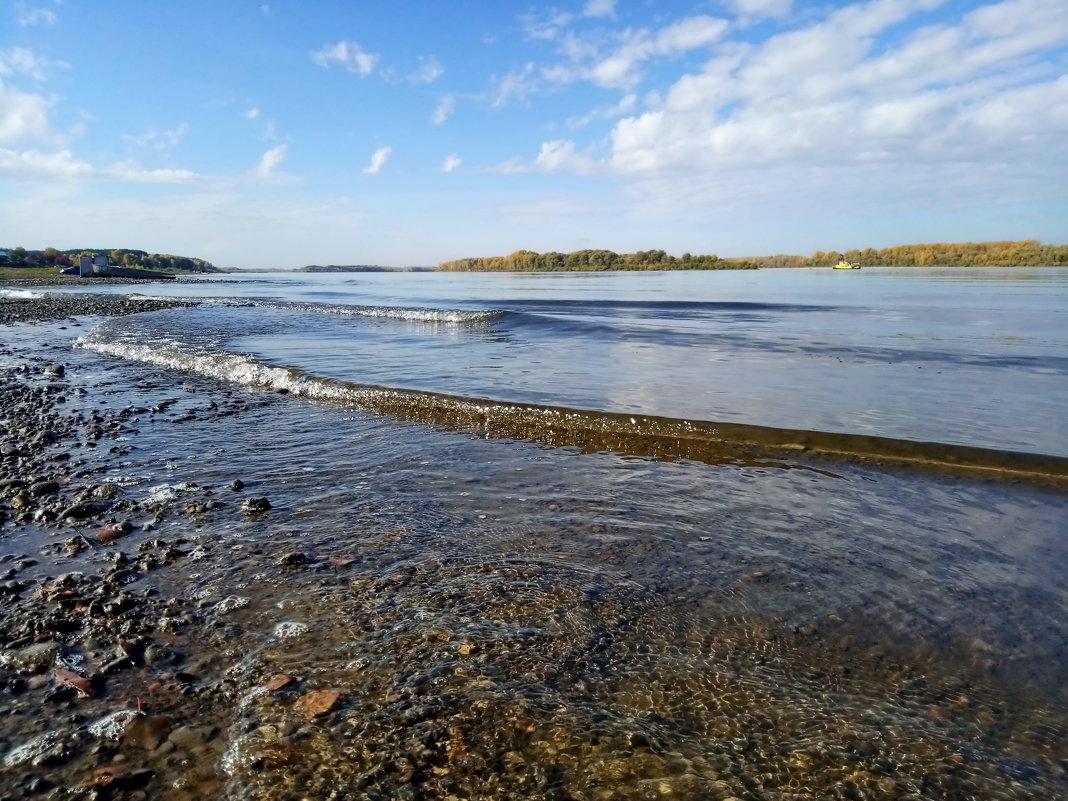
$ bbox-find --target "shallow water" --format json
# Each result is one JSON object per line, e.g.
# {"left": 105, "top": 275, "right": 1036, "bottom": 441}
{"left": 3, "top": 269, "right": 1068, "bottom": 798}
{"left": 67, "top": 267, "right": 1068, "bottom": 457}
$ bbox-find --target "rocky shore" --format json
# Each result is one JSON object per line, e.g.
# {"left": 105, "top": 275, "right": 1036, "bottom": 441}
{"left": 1, "top": 286, "right": 197, "bottom": 326}
{"left": 0, "top": 292, "right": 268, "bottom": 798}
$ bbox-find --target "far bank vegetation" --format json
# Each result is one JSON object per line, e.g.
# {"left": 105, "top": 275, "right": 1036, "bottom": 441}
{"left": 0, "top": 247, "right": 218, "bottom": 273}
{"left": 440, "top": 241, "right": 1068, "bottom": 271}
{"left": 439, "top": 250, "right": 758, "bottom": 271}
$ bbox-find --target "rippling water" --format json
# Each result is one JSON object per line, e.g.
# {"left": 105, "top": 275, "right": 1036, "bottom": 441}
{"left": 6, "top": 267, "right": 1068, "bottom": 799}
{"left": 70, "top": 267, "right": 1068, "bottom": 457}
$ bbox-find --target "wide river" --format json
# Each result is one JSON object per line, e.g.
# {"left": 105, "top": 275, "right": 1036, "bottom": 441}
{"left": 4, "top": 266, "right": 1067, "bottom": 799}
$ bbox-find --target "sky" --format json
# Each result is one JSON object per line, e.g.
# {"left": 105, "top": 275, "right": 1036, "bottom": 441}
{"left": 1, "top": 0, "right": 1066, "bottom": 269}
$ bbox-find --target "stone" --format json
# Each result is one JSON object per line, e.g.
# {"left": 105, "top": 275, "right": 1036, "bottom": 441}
{"left": 122, "top": 715, "right": 173, "bottom": 751}
{"left": 264, "top": 674, "right": 295, "bottom": 692}
{"left": 241, "top": 497, "right": 271, "bottom": 514}
{"left": 277, "top": 551, "right": 310, "bottom": 567}
{"left": 54, "top": 668, "right": 92, "bottom": 696}
{"left": 61, "top": 500, "right": 112, "bottom": 520}
{"left": 294, "top": 689, "right": 341, "bottom": 719}
{"left": 144, "top": 645, "right": 178, "bottom": 666}
{"left": 1, "top": 642, "right": 61, "bottom": 674}
{"left": 29, "top": 480, "right": 60, "bottom": 497}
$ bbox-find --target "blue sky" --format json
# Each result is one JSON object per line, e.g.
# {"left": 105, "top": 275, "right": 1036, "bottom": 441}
{"left": 1, "top": 0, "right": 1066, "bottom": 268}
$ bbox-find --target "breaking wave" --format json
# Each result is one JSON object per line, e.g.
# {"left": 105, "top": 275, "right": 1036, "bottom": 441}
{"left": 76, "top": 332, "right": 1068, "bottom": 488}
{"left": 252, "top": 300, "right": 503, "bottom": 324}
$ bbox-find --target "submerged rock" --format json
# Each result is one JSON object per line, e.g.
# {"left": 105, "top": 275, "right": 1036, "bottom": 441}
{"left": 241, "top": 497, "right": 271, "bottom": 514}
{"left": 277, "top": 551, "right": 310, "bottom": 567}
{"left": 1, "top": 642, "right": 61, "bottom": 674}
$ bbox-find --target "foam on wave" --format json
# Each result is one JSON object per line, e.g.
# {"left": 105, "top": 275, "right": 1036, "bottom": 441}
{"left": 76, "top": 332, "right": 1068, "bottom": 488}
{"left": 255, "top": 301, "right": 502, "bottom": 324}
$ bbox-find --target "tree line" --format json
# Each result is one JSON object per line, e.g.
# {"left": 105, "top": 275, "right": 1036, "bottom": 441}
{"left": 804, "top": 240, "right": 1068, "bottom": 267}
{"left": 0, "top": 246, "right": 218, "bottom": 273}
{"left": 438, "top": 249, "right": 759, "bottom": 271}
{"left": 437, "top": 241, "right": 1067, "bottom": 271}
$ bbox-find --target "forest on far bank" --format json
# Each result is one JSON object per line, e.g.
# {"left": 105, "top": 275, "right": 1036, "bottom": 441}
{"left": 439, "top": 250, "right": 757, "bottom": 271}
{"left": 0, "top": 246, "right": 218, "bottom": 273}
{"left": 439, "top": 241, "right": 1068, "bottom": 271}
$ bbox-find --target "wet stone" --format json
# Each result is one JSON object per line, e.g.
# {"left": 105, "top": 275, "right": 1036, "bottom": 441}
{"left": 242, "top": 497, "right": 272, "bottom": 514}
{"left": 277, "top": 551, "right": 311, "bottom": 567}
{"left": 29, "top": 480, "right": 60, "bottom": 497}
{"left": 61, "top": 500, "right": 111, "bottom": 520}
{"left": 1, "top": 642, "right": 61, "bottom": 674}
{"left": 122, "top": 715, "right": 173, "bottom": 751}
{"left": 143, "top": 645, "right": 179, "bottom": 666}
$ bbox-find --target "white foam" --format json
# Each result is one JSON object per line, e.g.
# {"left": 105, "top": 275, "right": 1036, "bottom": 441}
{"left": 88, "top": 709, "right": 137, "bottom": 740}
{"left": 3, "top": 732, "right": 59, "bottom": 766}
{"left": 272, "top": 621, "right": 309, "bottom": 639}
{"left": 215, "top": 595, "right": 250, "bottom": 614}
{"left": 259, "top": 300, "right": 500, "bottom": 324}
{"left": 0, "top": 288, "right": 42, "bottom": 299}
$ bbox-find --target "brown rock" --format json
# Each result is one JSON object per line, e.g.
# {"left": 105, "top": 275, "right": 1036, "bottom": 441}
{"left": 264, "top": 674, "right": 295, "bottom": 692}
{"left": 54, "top": 668, "right": 92, "bottom": 696}
{"left": 97, "top": 525, "right": 126, "bottom": 543}
{"left": 122, "top": 714, "right": 173, "bottom": 750}
{"left": 294, "top": 689, "right": 340, "bottom": 719}
{"left": 260, "top": 742, "right": 301, "bottom": 768}
{"left": 83, "top": 766, "right": 153, "bottom": 791}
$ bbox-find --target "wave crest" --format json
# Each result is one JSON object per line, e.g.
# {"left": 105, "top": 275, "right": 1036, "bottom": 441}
{"left": 75, "top": 334, "right": 1068, "bottom": 488}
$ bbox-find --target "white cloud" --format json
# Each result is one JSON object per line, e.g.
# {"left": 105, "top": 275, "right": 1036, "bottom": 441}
{"left": 0, "top": 81, "right": 52, "bottom": 143}
{"left": 431, "top": 94, "right": 455, "bottom": 125}
{"left": 108, "top": 160, "right": 198, "bottom": 184}
{"left": 602, "top": 0, "right": 1068, "bottom": 192}
{"left": 311, "top": 41, "right": 379, "bottom": 76}
{"left": 567, "top": 93, "right": 637, "bottom": 127}
{"left": 412, "top": 57, "right": 444, "bottom": 84}
{"left": 441, "top": 153, "right": 461, "bottom": 173}
{"left": 724, "top": 0, "right": 792, "bottom": 19}
{"left": 583, "top": 0, "right": 616, "bottom": 18}
{"left": 245, "top": 106, "right": 261, "bottom": 120}
{"left": 534, "top": 140, "right": 596, "bottom": 174}
{"left": 521, "top": 10, "right": 574, "bottom": 41}
{"left": 0, "top": 148, "right": 91, "bottom": 179}
{"left": 0, "top": 47, "right": 52, "bottom": 82}
{"left": 491, "top": 63, "right": 538, "bottom": 107}
{"left": 0, "top": 148, "right": 197, "bottom": 183}
{"left": 537, "top": 16, "right": 730, "bottom": 93}
{"left": 124, "top": 122, "right": 189, "bottom": 152}
{"left": 256, "top": 144, "right": 287, "bottom": 178}
{"left": 362, "top": 145, "right": 392, "bottom": 175}
{"left": 16, "top": 3, "right": 58, "bottom": 27}
{"left": 590, "top": 16, "right": 729, "bottom": 89}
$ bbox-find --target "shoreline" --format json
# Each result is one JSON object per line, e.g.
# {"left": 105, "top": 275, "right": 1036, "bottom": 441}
{"left": 0, "top": 303, "right": 276, "bottom": 797}
{"left": 3, "top": 292, "right": 1068, "bottom": 799}
{"left": 1, "top": 276, "right": 199, "bottom": 327}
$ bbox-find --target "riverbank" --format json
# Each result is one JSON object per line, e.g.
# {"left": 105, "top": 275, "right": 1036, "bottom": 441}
{"left": 3, "top": 292, "right": 1068, "bottom": 800}
{"left": 0, "top": 308, "right": 285, "bottom": 798}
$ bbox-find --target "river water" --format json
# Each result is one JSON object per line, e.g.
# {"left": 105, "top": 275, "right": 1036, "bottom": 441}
{"left": 4, "top": 267, "right": 1068, "bottom": 799}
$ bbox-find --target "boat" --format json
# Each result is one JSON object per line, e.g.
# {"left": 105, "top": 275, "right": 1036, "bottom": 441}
{"left": 833, "top": 261, "right": 861, "bottom": 269}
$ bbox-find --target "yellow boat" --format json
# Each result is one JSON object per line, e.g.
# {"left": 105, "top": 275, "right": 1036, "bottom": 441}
{"left": 833, "top": 261, "right": 861, "bottom": 269}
